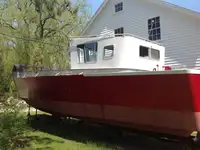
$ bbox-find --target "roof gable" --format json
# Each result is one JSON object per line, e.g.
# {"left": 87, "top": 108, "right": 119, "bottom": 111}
{"left": 81, "top": 0, "right": 108, "bottom": 35}
{"left": 81, "top": 0, "right": 200, "bottom": 35}
{"left": 152, "top": 0, "right": 200, "bottom": 18}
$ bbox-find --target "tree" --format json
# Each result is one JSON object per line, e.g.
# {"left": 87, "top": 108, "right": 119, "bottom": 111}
{"left": 0, "top": 0, "right": 92, "bottom": 149}
{"left": 0, "top": 0, "right": 92, "bottom": 93}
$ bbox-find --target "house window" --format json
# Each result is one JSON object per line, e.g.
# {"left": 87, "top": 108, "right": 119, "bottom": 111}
{"left": 103, "top": 45, "right": 114, "bottom": 60}
{"left": 148, "top": 16, "right": 161, "bottom": 41}
{"left": 114, "top": 27, "right": 124, "bottom": 36}
{"left": 139, "top": 46, "right": 160, "bottom": 60}
{"left": 115, "top": 2, "right": 123, "bottom": 13}
{"left": 77, "top": 42, "right": 98, "bottom": 63}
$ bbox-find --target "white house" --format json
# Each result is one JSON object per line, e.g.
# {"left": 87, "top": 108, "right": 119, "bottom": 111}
{"left": 81, "top": 0, "right": 200, "bottom": 69}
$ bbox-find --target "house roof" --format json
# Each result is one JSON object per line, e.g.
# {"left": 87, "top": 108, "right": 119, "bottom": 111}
{"left": 81, "top": 0, "right": 200, "bottom": 35}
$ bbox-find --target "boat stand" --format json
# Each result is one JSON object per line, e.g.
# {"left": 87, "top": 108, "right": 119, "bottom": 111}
{"left": 27, "top": 104, "right": 31, "bottom": 123}
{"left": 35, "top": 109, "right": 39, "bottom": 120}
{"left": 67, "top": 116, "right": 71, "bottom": 124}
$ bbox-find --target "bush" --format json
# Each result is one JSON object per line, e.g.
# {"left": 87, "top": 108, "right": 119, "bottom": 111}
{"left": 0, "top": 96, "right": 29, "bottom": 150}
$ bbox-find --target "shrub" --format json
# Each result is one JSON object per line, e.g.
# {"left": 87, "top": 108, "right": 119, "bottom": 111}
{"left": 0, "top": 96, "right": 29, "bottom": 150}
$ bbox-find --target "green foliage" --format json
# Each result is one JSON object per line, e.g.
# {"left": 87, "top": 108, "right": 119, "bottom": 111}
{"left": 0, "top": 0, "right": 91, "bottom": 149}
{"left": 0, "top": 97, "right": 30, "bottom": 150}
{"left": 0, "top": 0, "right": 91, "bottom": 93}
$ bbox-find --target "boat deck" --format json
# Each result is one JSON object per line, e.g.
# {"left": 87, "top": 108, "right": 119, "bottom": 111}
{"left": 13, "top": 67, "right": 200, "bottom": 78}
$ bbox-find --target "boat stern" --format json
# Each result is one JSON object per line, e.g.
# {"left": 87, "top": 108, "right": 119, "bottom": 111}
{"left": 12, "top": 64, "right": 30, "bottom": 100}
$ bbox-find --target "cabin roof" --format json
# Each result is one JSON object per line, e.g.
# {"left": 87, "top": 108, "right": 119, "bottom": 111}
{"left": 71, "top": 34, "right": 165, "bottom": 47}
{"left": 81, "top": 0, "right": 200, "bottom": 35}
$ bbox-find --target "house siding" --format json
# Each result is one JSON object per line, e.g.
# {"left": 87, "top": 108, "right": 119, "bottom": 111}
{"left": 84, "top": 0, "right": 200, "bottom": 69}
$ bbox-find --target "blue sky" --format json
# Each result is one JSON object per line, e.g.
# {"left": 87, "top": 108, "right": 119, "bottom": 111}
{"left": 87, "top": 0, "right": 200, "bottom": 14}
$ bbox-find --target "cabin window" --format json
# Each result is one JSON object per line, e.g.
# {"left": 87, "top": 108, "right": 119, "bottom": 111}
{"left": 151, "top": 48, "right": 160, "bottom": 60}
{"left": 115, "top": 2, "right": 123, "bottom": 13}
{"left": 77, "top": 44, "right": 85, "bottom": 63}
{"left": 139, "top": 46, "right": 160, "bottom": 60}
{"left": 77, "top": 42, "right": 98, "bottom": 63}
{"left": 148, "top": 16, "right": 161, "bottom": 41}
{"left": 103, "top": 45, "right": 114, "bottom": 60}
{"left": 85, "top": 43, "right": 97, "bottom": 63}
{"left": 139, "top": 46, "right": 149, "bottom": 57}
{"left": 114, "top": 27, "right": 124, "bottom": 36}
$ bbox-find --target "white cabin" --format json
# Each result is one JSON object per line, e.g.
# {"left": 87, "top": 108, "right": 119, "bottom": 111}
{"left": 69, "top": 34, "right": 165, "bottom": 72}
{"left": 81, "top": 0, "right": 200, "bottom": 70}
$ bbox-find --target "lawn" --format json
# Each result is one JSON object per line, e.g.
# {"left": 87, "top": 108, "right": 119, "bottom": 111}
{"left": 18, "top": 112, "right": 122, "bottom": 150}
{"left": 20, "top": 131, "right": 116, "bottom": 150}
{"left": 17, "top": 111, "right": 191, "bottom": 150}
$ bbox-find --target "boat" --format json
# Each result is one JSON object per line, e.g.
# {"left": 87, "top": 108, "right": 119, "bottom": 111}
{"left": 12, "top": 34, "right": 200, "bottom": 144}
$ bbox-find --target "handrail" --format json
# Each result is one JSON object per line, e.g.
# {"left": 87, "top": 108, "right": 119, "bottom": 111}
{"left": 12, "top": 64, "right": 143, "bottom": 77}
{"left": 12, "top": 63, "right": 178, "bottom": 79}
{"left": 70, "top": 33, "right": 163, "bottom": 46}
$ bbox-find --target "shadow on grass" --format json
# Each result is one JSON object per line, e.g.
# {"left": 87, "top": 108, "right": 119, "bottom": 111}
{"left": 28, "top": 114, "right": 189, "bottom": 150}
{"left": 15, "top": 134, "right": 64, "bottom": 149}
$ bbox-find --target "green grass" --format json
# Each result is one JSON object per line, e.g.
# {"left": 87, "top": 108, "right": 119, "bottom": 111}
{"left": 18, "top": 112, "right": 121, "bottom": 150}
{"left": 20, "top": 131, "right": 116, "bottom": 150}
{"left": 17, "top": 111, "right": 192, "bottom": 150}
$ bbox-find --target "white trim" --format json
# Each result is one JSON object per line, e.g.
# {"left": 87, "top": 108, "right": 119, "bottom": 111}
{"left": 84, "top": 69, "right": 200, "bottom": 77}
{"left": 81, "top": 0, "right": 200, "bottom": 36}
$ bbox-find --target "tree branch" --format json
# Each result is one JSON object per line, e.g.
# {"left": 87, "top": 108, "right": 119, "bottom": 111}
{"left": 39, "top": 14, "right": 57, "bottom": 38}
{"left": 44, "top": 23, "right": 71, "bottom": 38}
{"left": 0, "top": 18, "right": 16, "bottom": 30}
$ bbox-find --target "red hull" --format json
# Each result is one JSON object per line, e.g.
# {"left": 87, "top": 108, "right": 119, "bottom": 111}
{"left": 14, "top": 72, "right": 200, "bottom": 137}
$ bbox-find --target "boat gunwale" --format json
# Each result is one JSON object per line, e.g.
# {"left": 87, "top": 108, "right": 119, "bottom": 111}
{"left": 13, "top": 68, "right": 200, "bottom": 78}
